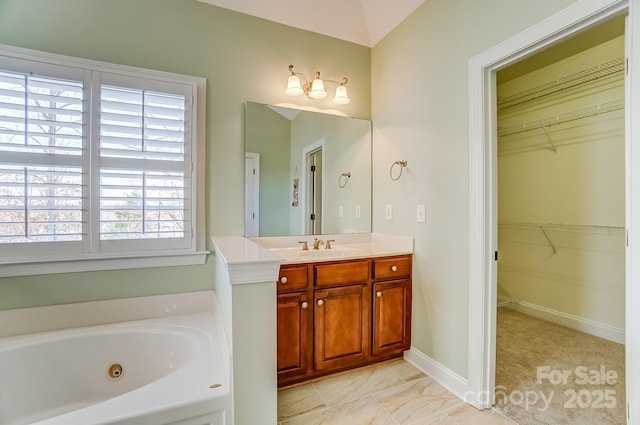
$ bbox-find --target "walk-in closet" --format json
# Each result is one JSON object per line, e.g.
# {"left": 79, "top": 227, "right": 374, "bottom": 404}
{"left": 494, "top": 16, "right": 626, "bottom": 425}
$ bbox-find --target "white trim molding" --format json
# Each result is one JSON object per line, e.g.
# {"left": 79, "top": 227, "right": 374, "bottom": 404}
{"left": 0, "top": 43, "right": 208, "bottom": 277}
{"left": 403, "top": 347, "right": 469, "bottom": 402}
{"left": 509, "top": 302, "right": 625, "bottom": 344}
{"left": 0, "top": 252, "right": 208, "bottom": 278}
{"left": 626, "top": 0, "right": 640, "bottom": 422}
{"left": 468, "top": 0, "right": 630, "bottom": 412}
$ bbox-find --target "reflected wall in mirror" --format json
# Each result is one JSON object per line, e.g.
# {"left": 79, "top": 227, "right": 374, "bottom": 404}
{"left": 245, "top": 102, "right": 372, "bottom": 237}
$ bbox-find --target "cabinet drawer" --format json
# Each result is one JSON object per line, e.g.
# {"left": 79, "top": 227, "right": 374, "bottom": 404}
{"left": 372, "top": 256, "right": 411, "bottom": 280}
{"left": 315, "top": 260, "right": 369, "bottom": 288}
{"left": 278, "top": 265, "right": 309, "bottom": 293}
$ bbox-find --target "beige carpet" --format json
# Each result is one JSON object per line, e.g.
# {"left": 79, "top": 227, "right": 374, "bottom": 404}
{"left": 495, "top": 308, "right": 625, "bottom": 425}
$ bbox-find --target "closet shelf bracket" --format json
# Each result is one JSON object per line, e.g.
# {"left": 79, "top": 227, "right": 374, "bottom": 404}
{"left": 539, "top": 122, "right": 557, "bottom": 153}
{"left": 539, "top": 226, "right": 557, "bottom": 254}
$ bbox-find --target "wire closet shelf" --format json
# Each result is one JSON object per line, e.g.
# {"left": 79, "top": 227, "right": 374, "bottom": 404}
{"left": 499, "top": 221, "right": 624, "bottom": 235}
{"left": 497, "top": 57, "right": 624, "bottom": 110}
{"left": 498, "top": 222, "right": 624, "bottom": 255}
{"left": 497, "top": 99, "right": 624, "bottom": 138}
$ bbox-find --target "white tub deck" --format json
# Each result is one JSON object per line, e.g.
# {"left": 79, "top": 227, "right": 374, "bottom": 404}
{"left": 0, "top": 291, "right": 230, "bottom": 425}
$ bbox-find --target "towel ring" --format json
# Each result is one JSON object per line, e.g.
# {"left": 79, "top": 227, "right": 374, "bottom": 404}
{"left": 338, "top": 172, "right": 351, "bottom": 188}
{"left": 390, "top": 160, "right": 407, "bottom": 181}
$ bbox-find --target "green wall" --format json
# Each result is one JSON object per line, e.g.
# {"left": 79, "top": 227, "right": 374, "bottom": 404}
{"left": 371, "top": 0, "right": 579, "bottom": 378}
{"left": 0, "top": 0, "right": 370, "bottom": 309}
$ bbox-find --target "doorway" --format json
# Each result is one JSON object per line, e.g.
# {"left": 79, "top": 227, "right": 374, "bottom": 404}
{"left": 245, "top": 152, "right": 260, "bottom": 237}
{"left": 467, "top": 0, "right": 639, "bottom": 422}
{"left": 305, "top": 147, "right": 323, "bottom": 235}
{"left": 493, "top": 24, "right": 626, "bottom": 423}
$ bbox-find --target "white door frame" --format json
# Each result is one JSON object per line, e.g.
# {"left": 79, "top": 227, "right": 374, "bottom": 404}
{"left": 467, "top": 0, "right": 637, "bottom": 420}
{"left": 244, "top": 152, "right": 260, "bottom": 237}
{"left": 301, "top": 140, "right": 325, "bottom": 235}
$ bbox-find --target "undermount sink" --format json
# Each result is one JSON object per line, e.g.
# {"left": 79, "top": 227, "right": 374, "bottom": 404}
{"left": 269, "top": 245, "right": 362, "bottom": 261}
{"left": 299, "top": 249, "right": 350, "bottom": 258}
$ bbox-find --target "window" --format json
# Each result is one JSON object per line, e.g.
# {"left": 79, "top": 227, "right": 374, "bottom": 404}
{"left": 0, "top": 45, "right": 206, "bottom": 276}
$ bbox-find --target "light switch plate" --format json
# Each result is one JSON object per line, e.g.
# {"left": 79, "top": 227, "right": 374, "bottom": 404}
{"left": 355, "top": 205, "right": 361, "bottom": 218}
{"left": 417, "top": 204, "right": 426, "bottom": 222}
{"left": 385, "top": 204, "right": 393, "bottom": 221}
{"left": 338, "top": 206, "right": 344, "bottom": 218}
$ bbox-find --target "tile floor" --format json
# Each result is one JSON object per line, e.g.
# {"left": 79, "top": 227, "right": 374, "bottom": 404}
{"left": 278, "top": 359, "right": 517, "bottom": 425}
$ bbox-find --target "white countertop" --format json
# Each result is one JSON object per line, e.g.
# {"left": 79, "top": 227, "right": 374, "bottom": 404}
{"left": 212, "top": 236, "right": 282, "bottom": 265}
{"left": 251, "top": 233, "right": 414, "bottom": 264}
{"left": 211, "top": 234, "right": 414, "bottom": 285}
{"left": 211, "top": 236, "right": 282, "bottom": 285}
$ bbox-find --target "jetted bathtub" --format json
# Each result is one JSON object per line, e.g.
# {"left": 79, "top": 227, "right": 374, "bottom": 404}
{"left": 0, "top": 292, "right": 230, "bottom": 425}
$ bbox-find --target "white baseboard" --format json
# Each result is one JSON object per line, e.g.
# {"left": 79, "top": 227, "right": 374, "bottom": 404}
{"left": 403, "top": 347, "right": 469, "bottom": 402}
{"left": 402, "top": 304, "right": 625, "bottom": 411}
{"left": 510, "top": 301, "right": 625, "bottom": 344}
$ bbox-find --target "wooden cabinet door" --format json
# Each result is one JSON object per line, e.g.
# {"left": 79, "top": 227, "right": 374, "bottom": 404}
{"left": 372, "top": 279, "right": 411, "bottom": 357}
{"left": 277, "top": 292, "right": 312, "bottom": 380}
{"left": 314, "top": 284, "right": 370, "bottom": 370}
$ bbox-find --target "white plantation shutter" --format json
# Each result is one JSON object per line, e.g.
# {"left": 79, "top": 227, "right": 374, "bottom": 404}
{"left": 98, "top": 81, "right": 191, "bottom": 247}
{"left": 0, "top": 46, "right": 205, "bottom": 274}
{"left": 0, "top": 71, "right": 84, "bottom": 244}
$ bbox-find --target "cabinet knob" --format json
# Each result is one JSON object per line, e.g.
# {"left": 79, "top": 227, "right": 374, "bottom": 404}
{"left": 317, "top": 299, "right": 324, "bottom": 306}
{"left": 376, "top": 291, "right": 382, "bottom": 298}
{"left": 279, "top": 276, "right": 288, "bottom": 284}
{"left": 391, "top": 265, "right": 398, "bottom": 272}
{"left": 301, "top": 301, "right": 308, "bottom": 309}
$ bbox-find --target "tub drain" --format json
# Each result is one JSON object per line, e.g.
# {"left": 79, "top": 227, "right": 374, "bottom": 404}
{"left": 108, "top": 363, "right": 124, "bottom": 380}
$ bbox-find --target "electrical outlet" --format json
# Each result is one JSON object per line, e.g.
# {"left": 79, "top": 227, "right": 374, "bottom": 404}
{"left": 385, "top": 204, "right": 393, "bottom": 221}
{"left": 417, "top": 204, "right": 426, "bottom": 222}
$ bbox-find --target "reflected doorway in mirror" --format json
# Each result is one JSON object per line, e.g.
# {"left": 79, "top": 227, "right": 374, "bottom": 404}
{"left": 245, "top": 152, "right": 260, "bottom": 237}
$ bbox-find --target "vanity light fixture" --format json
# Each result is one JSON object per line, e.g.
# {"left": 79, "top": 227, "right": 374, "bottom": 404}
{"left": 285, "top": 64, "right": 350, "bottom": 105}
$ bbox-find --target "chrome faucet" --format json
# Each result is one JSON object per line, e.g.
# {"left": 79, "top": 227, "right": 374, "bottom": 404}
{"left": 312, "top": 238, "right": 324, "bottom": 250}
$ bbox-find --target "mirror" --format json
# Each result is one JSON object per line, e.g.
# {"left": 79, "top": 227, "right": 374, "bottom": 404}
{"left": 245, "top": 102, "right": 372, "bottom": 237}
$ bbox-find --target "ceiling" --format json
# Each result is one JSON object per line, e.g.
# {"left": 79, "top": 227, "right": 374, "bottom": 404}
{"left": 196, "top": 0, "right": 427, "bottom": 47}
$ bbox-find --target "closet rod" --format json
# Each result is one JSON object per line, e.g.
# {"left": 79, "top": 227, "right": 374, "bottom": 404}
{"left": 498, "top": 57, "right": 624, "bottom": 110}
{"left": 498, "top": 99, "right": 624, "bottom": 138}
{"left": 499, "top": 221, "right": 625, "bottom": 235}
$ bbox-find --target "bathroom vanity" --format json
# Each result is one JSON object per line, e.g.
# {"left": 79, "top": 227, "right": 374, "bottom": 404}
{"left": 276, "top": 253, "right": 412, "bottom": 387}
{"left": 211, "top": 233, "right": 413, "bottom": 423}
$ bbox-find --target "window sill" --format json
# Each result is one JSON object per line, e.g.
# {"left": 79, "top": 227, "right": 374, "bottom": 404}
{"left": 0, "top": 251, "right": 209, "bottom": 278}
